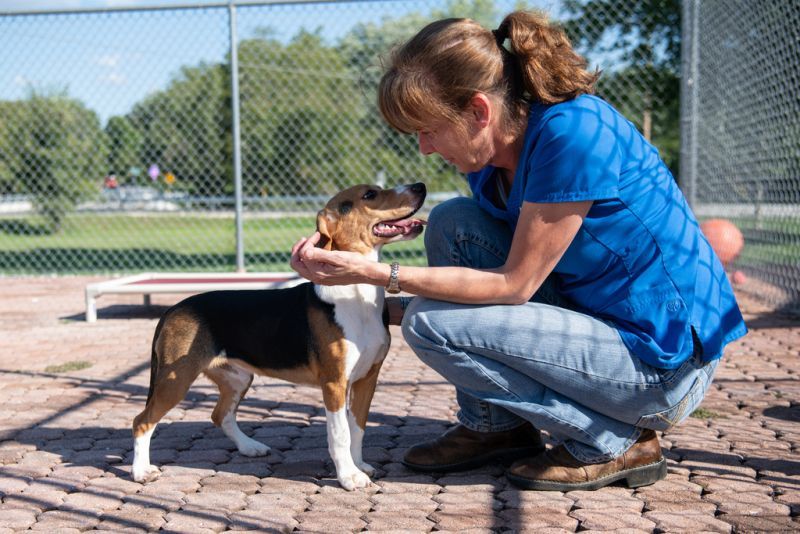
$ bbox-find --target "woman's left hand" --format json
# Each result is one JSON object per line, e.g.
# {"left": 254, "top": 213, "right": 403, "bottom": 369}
{"left": 290, "top": 232, "right": 380, "bottom": 286}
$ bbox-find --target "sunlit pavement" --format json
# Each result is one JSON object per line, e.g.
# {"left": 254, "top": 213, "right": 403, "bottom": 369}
{"left": 1, "top": 277, "right": 798, "bottom": 532}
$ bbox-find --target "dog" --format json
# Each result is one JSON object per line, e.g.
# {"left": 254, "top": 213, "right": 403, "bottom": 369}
{"left": 131, "top": 183, "right": 426, "bottom": 490}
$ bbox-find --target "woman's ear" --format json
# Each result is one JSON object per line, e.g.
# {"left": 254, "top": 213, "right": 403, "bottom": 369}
{"left": 469, "top": 93, "right": 493, "bottom": 128}
{"left": 315, "top": 210, "right": 335, "bottom": 251}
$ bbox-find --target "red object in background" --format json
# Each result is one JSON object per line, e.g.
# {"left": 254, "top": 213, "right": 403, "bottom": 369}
{"left": 700, "top": 218, "right": 744, "bottom": 266}
{"left": 732, "top": 270, "right": 747, "bottom": 285}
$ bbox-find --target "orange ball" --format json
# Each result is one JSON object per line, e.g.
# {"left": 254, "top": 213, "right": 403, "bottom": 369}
{"left": 700, "top": 218, "right": 744, "bottom": 266}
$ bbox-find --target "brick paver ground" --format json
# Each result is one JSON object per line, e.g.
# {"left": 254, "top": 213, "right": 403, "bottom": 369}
{"left": 1, "top": 276, "right": 798, "bottom": 532}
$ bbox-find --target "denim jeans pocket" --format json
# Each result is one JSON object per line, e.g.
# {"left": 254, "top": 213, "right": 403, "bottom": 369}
{"left": 635, "top": 374, "right": 706, "bottom": 431}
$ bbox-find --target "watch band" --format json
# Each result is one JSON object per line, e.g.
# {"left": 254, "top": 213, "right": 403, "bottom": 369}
{"left": 386, "top": 261, "right": 401, "bottom": 294}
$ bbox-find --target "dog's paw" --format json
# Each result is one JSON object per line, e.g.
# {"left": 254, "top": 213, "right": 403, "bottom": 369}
{"left": 132, "top": 464, "right": 161, "bottom": 483}
{"left": 357, "top": 462, "right": 375, "bottom": 476}
{"left": 237, "top": 439, "right": 270, "bottom": 457}
{"left": 338, "top": 469, "right": 372, "bottom": 491}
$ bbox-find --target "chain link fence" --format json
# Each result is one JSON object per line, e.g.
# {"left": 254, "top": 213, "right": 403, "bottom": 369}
{"left": 1, "top": 0, "right": 678, "bottom": 278}
{"left": 682, "top": 0, "right": 800, "bottom": 315}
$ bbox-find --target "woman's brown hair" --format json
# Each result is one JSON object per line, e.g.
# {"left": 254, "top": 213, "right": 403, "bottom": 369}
{"left": 378, "top": 11, "right": 600, "bottom": 134}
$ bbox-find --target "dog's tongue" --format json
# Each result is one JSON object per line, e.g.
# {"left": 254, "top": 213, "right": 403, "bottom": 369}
{"left": 375, "top": 217, "right": 427, "bottom": 236}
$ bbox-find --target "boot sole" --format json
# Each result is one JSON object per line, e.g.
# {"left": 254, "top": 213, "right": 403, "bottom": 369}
{"left": 506, "top": 457, "right": 667, "bottom": 491}
{"left": 402, "top": 445, "right": 545, "bottom": 473}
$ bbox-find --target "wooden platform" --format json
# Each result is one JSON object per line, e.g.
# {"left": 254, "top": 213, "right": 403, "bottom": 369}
{"left": 84, "top": 272, "right": 302, "bottom": 322}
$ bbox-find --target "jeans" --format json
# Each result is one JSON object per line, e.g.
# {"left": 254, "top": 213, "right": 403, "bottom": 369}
{"left": 401, "top": 197, "right": 718, "bottom": 463}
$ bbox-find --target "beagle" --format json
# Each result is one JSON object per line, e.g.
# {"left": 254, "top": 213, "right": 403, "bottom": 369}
{"left": 131, "top": 183, "right": 426, "bottom": 490}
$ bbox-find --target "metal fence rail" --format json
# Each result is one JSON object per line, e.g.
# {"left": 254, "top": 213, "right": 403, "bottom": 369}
{"left": 1, "top": 1, "right": 679, "bottom": 279}
{"left": 682, "top": 0, "right": 800, "bottom": 314}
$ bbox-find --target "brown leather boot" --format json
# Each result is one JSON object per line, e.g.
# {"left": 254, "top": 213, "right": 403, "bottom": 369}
{"left": 403, "top": 422, "right": 545, "bottom": 473}
{"left": 506, "top": 429, "right": 666, "bottom": 491}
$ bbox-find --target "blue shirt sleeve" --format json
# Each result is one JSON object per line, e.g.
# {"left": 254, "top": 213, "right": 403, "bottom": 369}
{"left": 523, "top": 106, "right": 621, "bottom": 203}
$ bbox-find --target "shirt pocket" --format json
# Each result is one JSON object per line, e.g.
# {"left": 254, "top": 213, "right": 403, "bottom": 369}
{"left": 600, "top": 281, "right": 692, "bottom": 359}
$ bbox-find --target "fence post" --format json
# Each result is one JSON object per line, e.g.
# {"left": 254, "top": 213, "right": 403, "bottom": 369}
{"left": 680, "top": 0, "right": 700, "bottom": 209}
{"left": 229, "top": 2, "right": 245, "bottom": 272}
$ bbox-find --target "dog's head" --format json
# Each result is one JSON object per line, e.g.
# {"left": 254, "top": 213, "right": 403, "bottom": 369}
{"left": 316, "top": 183, "right": 426, "bottom": 254}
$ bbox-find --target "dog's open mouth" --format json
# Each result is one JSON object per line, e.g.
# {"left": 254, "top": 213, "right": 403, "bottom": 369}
{"left": 373, "top": 215, "right": 427, "bottom": 238}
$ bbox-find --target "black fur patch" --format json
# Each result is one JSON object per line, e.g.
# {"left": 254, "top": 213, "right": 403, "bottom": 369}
{"left": 338, "top": 201, "right": 353, "bottom": 215}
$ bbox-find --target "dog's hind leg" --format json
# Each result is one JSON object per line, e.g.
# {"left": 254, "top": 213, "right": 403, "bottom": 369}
{"left": 347, "top": 360, "right": 383, "bottom": 476}
{"left": 205, "top": 364, "right": 270, "bottom": 457}
{"left": 132, "top": 357, "right": 205, "bottom": 483}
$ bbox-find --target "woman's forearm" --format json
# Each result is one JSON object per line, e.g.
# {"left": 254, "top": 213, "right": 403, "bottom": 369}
{"left": 369, "top": 262, "right": 534, "bottom": 305}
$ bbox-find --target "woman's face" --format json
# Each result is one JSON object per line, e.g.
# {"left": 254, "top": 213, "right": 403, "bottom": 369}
{"left": 416, "top": 110, "right": 494, "bottom": 174}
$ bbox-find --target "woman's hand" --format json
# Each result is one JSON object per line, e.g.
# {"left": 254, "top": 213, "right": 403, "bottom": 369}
{"left": 290, "top": 232, "right": 384, "bottom": 286}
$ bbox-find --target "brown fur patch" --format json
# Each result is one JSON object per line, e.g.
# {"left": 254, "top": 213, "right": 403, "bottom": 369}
{"left": 349, "top": 361, "right": 383, "bottom": 429}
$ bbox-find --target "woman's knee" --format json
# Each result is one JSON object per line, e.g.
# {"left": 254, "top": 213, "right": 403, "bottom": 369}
{"left": 401, "top": 297, "right": 453, "bottom": 365}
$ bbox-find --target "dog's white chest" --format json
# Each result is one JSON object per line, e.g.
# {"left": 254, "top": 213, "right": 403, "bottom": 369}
{"left": 315, "top": 284, "right": 389, "bottom": 381}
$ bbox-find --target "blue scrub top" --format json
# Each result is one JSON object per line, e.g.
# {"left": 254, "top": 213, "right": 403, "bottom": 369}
{"left": 468, "top": 95, "right": 747, "bottom": 369}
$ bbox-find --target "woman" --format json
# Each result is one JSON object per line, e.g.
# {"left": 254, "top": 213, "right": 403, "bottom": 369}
{"left": 291, "top": 11, "right": 746, "bottom": 491}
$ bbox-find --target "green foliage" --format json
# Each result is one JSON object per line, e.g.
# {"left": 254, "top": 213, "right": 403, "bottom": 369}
{"left": 105, "top": 115, "right": 143, "bottom": 181}
{"left": 129, "top": 62, "right": 231, "bottom": 195}
{"left": 0, "top": 91, "right": 106, "bottom": 233}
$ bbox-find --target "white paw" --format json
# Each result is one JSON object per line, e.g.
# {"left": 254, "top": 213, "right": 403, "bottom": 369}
{"left": 337, "top": 469, "right": 372, "bottom": 491}
{"left": 357, "top": 462, "right": 375, "bottom": 476}
{"left": 132, "top": 464, "right": 161, "bottom": 483}
{"left": 237, "top": 439, "right": 270, "bottom": 457}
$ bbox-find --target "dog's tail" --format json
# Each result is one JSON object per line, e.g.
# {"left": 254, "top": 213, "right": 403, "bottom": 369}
{"left": 146, "top": 315, "right": 166, "bottom": 405}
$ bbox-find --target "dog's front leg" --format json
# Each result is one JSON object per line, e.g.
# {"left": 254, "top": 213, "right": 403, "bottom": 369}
{"left": 322, "top": 383, "right": 370, "bottom": 490}
{"left": 348, "top": 360, "right": 383, "bottom": 476}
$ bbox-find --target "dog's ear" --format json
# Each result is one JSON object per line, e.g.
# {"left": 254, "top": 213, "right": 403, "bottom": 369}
{"left": 315, "top": 210, "right": 335, "bottom": 251}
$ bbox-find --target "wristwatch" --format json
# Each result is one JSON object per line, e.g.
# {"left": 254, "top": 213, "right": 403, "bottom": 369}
{"left": 386, "top": 261, "right": 401, "bottom": 294}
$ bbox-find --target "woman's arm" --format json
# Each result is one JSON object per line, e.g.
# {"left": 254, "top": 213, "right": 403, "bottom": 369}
{"left": 292, "top": 200, "right": 591, "bottom": 305}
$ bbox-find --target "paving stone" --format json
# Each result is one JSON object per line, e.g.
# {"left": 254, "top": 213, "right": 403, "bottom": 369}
{"left": 246, "top": 492, "right": 308, "bottom": 513}
{"left": 497, "top": 509, "right": 579, "bottom": 531}
{"left": 60, "top": 489, "right": 125, "bottom": 511}
{"left": 364, "top": 510, "right": 435, "bottom": 531}
{"left": 5, "top": 488, "right": 66, "bottom": 511}
{"left": 96, "top": 507, "right": 166, "bottom": 532}
{"left": 707, "top": 491, "right": 792, "bottom": 516}
{"left": 430, "top": 509, "right": 499, "bottom": 530}
{"left": 434, "top": 490, "right": 502, "bottom": 510}
{"left": 370, "top": 491, "right": 438, "bottom": 513}
{"left": 31, "top": 509, "right": 102, "bottom": 531}
{"left": 121, "top": 490, "right": 185, "bottom": 512}
{"left": 297, "top": 510, "right": 366, "bottom": 532}
{"left": 307, "top": 490, "right": 374, "bottom": 512}
{"left": 162, "top": 508, "right": 230, "bottom": 532}
{"left": 376, "top": 475, "right": 441, "bottom": 494}
{"left": 645, "top": 511, "right": 733, "bottom": 532}
{"left": 498, "top": 490, "right": 574, "bottom": 512}
{"left": 259, "top": 475, "right": 320, "bottom": 494}
{"left": 0, "top": 507, "right": 38, "bottom": 529}
{"left": 182, "top": 489, "right": 247, "bottom": 513}
{"left": 638, "top": 489, "right": 717, "bottom": 514}
{"left": 228, "top": 510, "right": 298, "bottom": 531}
{"left": 568, "top": 488, "right": 644, "bottom": 511}
{"left": 570, "top": 507, "right": 655, "bottom": 531}
{"left": 718, "top": 514, "right": 799, "bottom": 533}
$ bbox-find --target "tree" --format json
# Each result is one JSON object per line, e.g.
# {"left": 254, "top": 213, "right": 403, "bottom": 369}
{"left": 4, "top": 91, "right": 107, "bottom": 232}
{"left": 129, "top": 62, "right": 231, "bottom": 196}
{"left": 105, "top": 115, "right": 143, "bottom": 181}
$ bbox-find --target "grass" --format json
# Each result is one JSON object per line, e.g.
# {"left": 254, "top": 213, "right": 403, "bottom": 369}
{"left": 44, "top": 360, "right": 93, "bottom": 373}
{"left": 0, "top": 212, "right": 427, "bottom": 274}
{"left": 2, "top": 211, "right": 796, "bottom": 275}
{"left": 690, "top": 407, "right": 724, "bottom": 419}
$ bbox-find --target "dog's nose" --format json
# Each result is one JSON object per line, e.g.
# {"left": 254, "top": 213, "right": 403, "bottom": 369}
{"left": 411, "top": 182, "right": 426, "bottom": 194}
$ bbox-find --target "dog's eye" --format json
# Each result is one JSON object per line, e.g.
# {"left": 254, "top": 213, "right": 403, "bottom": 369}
{"left": 362, "top": 190, "right": 377, "bottom": 200}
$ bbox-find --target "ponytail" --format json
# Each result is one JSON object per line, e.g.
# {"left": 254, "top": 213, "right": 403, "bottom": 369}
{"left": 496, "top": 11, "right": 600, "bottom": 105}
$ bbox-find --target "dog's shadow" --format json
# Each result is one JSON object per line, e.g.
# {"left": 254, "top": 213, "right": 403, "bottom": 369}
{"left": 6, "top": 400, "right": 460, "bottom": 486}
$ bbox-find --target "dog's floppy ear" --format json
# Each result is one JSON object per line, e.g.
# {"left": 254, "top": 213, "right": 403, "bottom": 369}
{"left": 315, "top": 210, "right": 335, "bottom": 251}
